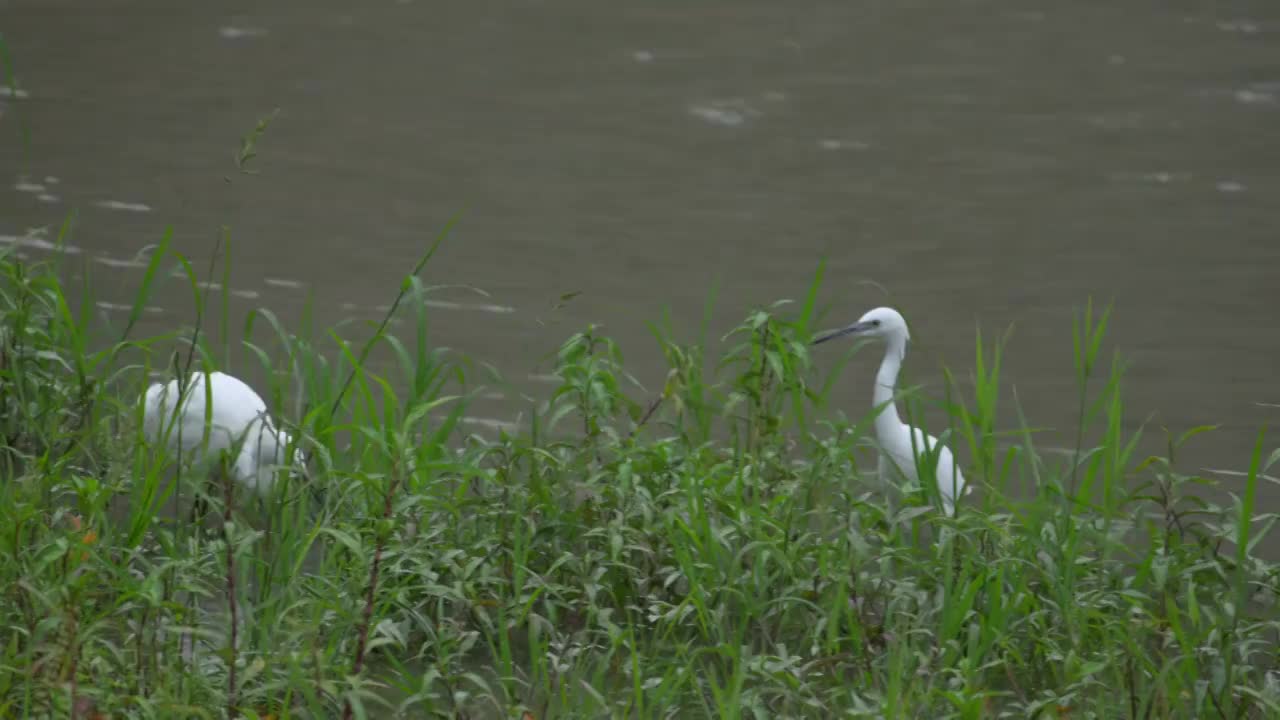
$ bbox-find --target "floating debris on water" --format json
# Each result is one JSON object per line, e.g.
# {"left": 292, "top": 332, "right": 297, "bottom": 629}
{"left": 1216, "top": 180, "right": 1247, "bottom": 193}
{"left": 231, "top": 289, "right": 260, "bottom": 300}
{"left": 264, "top": 277, "right": 305, "bottom": 289}
{"left": 0, "top": 86, "right": 30, "bottom": 99}
{"left": 14, "top": 178, "right": 45, "bottom": 193}
{"left": 632, "top": 50, "right": 655, "bottom": 63}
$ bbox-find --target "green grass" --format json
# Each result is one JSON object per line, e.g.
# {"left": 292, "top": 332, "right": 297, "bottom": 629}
{"left": 1, "top": 238, "right": 1278, "bottom": 720}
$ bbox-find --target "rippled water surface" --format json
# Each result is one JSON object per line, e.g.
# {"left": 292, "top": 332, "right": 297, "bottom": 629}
{"left": 2, "top": 0, "right": 1279, "bottom": 498}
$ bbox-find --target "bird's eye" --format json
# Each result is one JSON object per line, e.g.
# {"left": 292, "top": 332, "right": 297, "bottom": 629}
{"left": 871, "top": 320, "right": 881, "bottom": 327}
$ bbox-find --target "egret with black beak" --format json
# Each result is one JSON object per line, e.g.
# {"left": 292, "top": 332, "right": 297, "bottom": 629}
{"left": 813, "top": 307, "right": 968, "bottom": 516}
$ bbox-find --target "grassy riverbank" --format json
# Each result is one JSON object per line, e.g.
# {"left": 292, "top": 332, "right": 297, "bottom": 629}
{"left": 1, "top": 241, "right": 1277, "bottom": 719}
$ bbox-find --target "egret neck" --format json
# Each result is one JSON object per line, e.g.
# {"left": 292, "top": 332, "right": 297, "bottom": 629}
{"left": 872, "top": 334, "right": 907, "bottom": 437}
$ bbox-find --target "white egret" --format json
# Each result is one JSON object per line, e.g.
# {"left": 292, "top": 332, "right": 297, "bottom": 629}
{"left": 813, "top": 306, "right": 968, "bottom": 516}
{"left": 142, "top": 371, "right": 303, "bottom": 496}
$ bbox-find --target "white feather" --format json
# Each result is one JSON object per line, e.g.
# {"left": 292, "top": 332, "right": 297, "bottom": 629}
{"left": 142, "top": 371, "right": 300, "bottom": 495}
{"left": 816, "top": 306, "right": 969, "bottom": 516}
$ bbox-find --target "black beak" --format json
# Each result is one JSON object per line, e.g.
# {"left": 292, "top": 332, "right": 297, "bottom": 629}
{"left": 811, "top": 321, "right": 874, "bottom": 345}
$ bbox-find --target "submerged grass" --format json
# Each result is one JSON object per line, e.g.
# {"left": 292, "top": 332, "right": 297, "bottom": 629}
{"left": 1, "top": 239, "right": 1278, "bottom": 720}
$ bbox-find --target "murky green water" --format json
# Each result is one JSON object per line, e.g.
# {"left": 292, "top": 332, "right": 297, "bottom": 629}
{"left": 3, "top": 0, "right": 1278, "bottom": 498}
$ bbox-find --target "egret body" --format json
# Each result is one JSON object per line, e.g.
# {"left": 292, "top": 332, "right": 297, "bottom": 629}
{"left": 813, "top": 307, "right": 967, "bottom": 515}
{"left": 142, "top": 371, "right": 301, "bottom": 496}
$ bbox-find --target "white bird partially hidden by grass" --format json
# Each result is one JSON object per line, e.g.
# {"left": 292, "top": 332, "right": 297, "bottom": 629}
{"left": 813, "top": 306, "right": 969, "bottom": 516}
{"left": 142, "top": 371, "right": 303, "bottom": 497}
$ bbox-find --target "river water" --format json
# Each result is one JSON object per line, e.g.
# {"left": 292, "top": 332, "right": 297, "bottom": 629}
{"left": 2, "top": 0, "right": 1278, "bottom": 506}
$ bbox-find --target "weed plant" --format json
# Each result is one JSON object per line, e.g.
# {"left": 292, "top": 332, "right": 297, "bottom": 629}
{"left": 1, "top": 240, "right": 1277, "bottom": 720}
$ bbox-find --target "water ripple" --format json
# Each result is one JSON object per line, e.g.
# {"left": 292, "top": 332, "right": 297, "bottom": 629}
{"left": 425, "top": 299, "right": 515, "bottom": 314}
{"left": 96, "top": 301, "right": 163, "bottom": 315}
{"left": 219, "top": 26, "right": 268, "bottom": 40}
{"left": 93, "top": 256, "right": 148, "bottom": 269}
{"left": 1216, "top": 19, "right": 1263, "bottom": 34}
{"left": 688, "top": 98, "right": 761, "bottom": 128}
{"left": 0, "top": 233, "right": 83, "bottom": 255}
{"left": 94, "top": 200, "right": 153, "bottom": 213}
{"left": 459, "top": 416, "right": 520, "bottom": 433}
{"left": 373, "top": 299, "right": 515, "bottom": 315}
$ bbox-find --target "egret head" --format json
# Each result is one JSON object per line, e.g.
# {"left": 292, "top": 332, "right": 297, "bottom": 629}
{"left": 812, "top": 306, "right": 909, "bottom": 345}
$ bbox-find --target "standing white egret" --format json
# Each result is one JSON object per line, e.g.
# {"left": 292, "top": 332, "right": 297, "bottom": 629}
{"left": 813, "top": 306, "right": 968, "bottom": 516}
{"left": 142, "top": 371, "right": 303, "bottom": 496}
